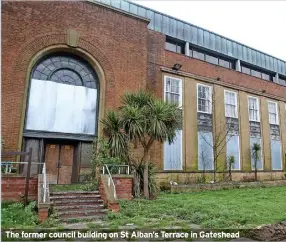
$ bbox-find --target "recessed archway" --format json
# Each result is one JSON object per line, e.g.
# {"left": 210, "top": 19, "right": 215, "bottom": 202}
{"left": 19, "top": 44, "right": 107, "bottom": 183}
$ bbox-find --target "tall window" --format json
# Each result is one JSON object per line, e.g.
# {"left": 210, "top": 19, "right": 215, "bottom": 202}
{"left": 268, "top": 101, "right": 279, "bottom": 125}
{"left": 164, "top": 76, "right": 182, "bottom": 170}
{"left": 248, "top": 96, "right": 260, "bottom": 122}
{"left": 224, "top": 90, "right": 240, "bottom": 170}
{"left": 197, "top": 84, "right": 212, "bottom": 113}
{"left": 224, "top": 90, "right": 238, "bottom": 118}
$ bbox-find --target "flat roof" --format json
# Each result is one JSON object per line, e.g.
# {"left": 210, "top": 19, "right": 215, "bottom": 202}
{"left": 92, "top": 0, "right": 286, "bottom": 77}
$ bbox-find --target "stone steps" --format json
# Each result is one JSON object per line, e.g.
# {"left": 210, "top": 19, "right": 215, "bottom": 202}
{"left": 52, "top": 199, "right": 104, "bottom": 206}
{"left": 55, "top": 204, "right": 104, "bottom": 211}
{"left": 61, "top": 215, "right": 106, "bottom": 222}
{"left": 50, "top": 190, "right": 106, "bottom": 221}
{"left": 50, "top": 194, "right": 101, "bottom": 200}
{"left": 57, "top": 209, "right": 108, "bottom": 218}
{"left": 51, "top": 191, "right": 99, "bottom": 196}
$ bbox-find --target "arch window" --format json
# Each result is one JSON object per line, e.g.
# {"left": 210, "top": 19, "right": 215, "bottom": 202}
{"left": 25, "top": 54, "right": 99, "bottom": 138}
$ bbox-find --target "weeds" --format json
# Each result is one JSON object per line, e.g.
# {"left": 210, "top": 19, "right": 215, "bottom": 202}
{"left": 2, "top": 201, "right": 38, "bottom": 228}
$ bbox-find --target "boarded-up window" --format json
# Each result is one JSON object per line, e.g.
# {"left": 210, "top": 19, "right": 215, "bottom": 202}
{"left": 271, "top": 140, "right": 282, "bottom": 170}
{"left": 198, "top": 132, "right": 214, "bottom": 170}
{"left": 226, "top": 135, "right": 240, "bottom": 170}
{"left": 26, "top": 79, "right": 97, "bottom": 135}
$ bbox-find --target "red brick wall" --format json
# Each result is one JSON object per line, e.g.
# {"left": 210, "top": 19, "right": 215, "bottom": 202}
{"left": 1, "top": 176, "right": 38, "bottom": 201}
{"left": 99, "top": 175, "right": 133, "bottom": 212}
{"left": 113, "top": 176, "right": 133, "bottom": 200}
{"left": 2, "top": 1, "right": 149, "bottom": 151}
{"left": 164, "top": 51, "right": 286, "bottom": 99}
{"left": 99, "top": 175, "right": 133, "bottom": 201}
{"left": 98, "top": 177, "right": 107, "bottom": 205}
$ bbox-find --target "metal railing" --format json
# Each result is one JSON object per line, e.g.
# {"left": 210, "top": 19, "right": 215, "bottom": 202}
{"left": 103, "top": 164, "right": 117, "bottom": 200}
{"left": 103, "top": 164, "right": 130, "bottom": 175}
{"left": 1, "top": 160, "right": 48, "bottom": 203}
{"left": 42, "top": 163, "right": 49, "bottom": 203}
{"left": 1, "top": 148, "right": 50, "bottom": 205}
{"left": 102, "top": 164, "right": 131, "bottom": 200}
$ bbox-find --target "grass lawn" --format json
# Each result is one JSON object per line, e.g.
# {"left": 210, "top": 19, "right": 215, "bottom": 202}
{"left": 105, "top": 186, "right": 286, "bottom": 229}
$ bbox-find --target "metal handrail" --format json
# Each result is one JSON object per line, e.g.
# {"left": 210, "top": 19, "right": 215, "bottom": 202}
{"left": 103, "top": 164, "right": 117, "bottom": 200}
{"left": 42, "top": 163, "right": 48, "bottom": 203}
{"left": 1, "top": 161, "right": 49, "bottom": 204}
{"left": 103, "top": 164, "right": 130, "bottom": 175}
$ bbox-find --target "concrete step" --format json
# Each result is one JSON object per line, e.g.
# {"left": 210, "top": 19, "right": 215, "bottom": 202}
{"left": 50, "top": 191, "right": 99, "bottom": 196}
{"left": 54, "top": 204, "right": 104, "bottom": 211}
{"left": 57, "top": 209, "right": 107, "bottom": 216}
{"left": 50, "top": 194, "right": 101, "bottom": 200}
{"left": 58, "top": 210, "right": 107, "bottom": 219}
{"left": 51, "top": 199, "right": 104, "bottom": 206}
{"left": 61, "top": 215, "right": 106, "bottom": 222}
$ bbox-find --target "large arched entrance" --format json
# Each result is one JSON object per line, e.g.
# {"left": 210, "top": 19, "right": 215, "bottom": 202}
{"left": 23, "top": 53, "right": 99, "bottom": 184}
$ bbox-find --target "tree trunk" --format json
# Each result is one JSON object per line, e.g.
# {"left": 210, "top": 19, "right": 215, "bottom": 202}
{"left": 254, "top": 153, "right": 258, "bottom": 181}
{"left": 133, "top": 169, "right": 141, "bottom": 198}
{"left": 213, "top": 159, "right": 217, "bottom": 183}
{"left": 143, "top": 161, "right": 149, "bottom": 199}
{"left": 255, "top": 161, "right": 257, "bottom": 181}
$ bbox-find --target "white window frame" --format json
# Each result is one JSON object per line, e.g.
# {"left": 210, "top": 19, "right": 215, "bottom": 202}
{"left": 164, "top": 75, "right": 182, "bottom": 108}
{"left": 163, "top": 75, "right": 183, "bottom": 171}
{"left": 268, "top": 100, "right": 279, "bottom": 125}
{"left": 224, "top": 90, "right": 238, "bottom": 118}
{"left": 197, "top": 83, "right": 212, "bottom": 114}
{"left": 248, "top": 96, "right": 260, "bottom": 122}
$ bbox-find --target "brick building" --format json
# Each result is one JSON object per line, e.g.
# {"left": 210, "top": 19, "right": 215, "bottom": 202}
{"left": 2, "top": 0, "right": 286, "bottom": 185}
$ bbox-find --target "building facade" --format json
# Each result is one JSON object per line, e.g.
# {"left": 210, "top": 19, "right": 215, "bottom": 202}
{"left": 2, "top": 0, "right": 286, "bottom": 185}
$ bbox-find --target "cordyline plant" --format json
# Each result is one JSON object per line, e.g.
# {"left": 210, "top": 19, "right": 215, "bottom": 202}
{"left": 252, "top": 142, "right": 261, "bottom": 181}
{"left": 101, "top": 90, "right": 182, "bottom": 199}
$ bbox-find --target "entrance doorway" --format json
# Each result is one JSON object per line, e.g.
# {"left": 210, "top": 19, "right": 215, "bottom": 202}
{"left": 45, "top": 141, "right": 75, "bottom": 184}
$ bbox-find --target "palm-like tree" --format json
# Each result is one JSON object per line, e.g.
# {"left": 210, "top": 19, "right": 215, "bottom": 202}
{"left": 252, "top": 143, "right": 261, "bottom": 181}
{"left": 101, "top": 90, "right": 181, "bottom": 199}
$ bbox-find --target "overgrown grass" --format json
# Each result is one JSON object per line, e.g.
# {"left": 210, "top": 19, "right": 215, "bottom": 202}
{"left": 50, "top": 184, "right": 88, "bottom": 192}
{"left": 2, "top": 201, "right": 38, "bottom": 229}
{"left": 105, "top": 186, "right": 286, "bottom": 229}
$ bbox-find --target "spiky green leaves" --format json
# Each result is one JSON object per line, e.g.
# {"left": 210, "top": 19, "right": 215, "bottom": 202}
{"left": 101, "top": 89, "right": 182, "bottom": 157}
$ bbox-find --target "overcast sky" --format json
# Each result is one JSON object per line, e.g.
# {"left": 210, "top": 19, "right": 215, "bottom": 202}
{"left": 133, "top": 1, "right": 286, "bottom": 61}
